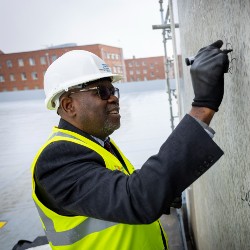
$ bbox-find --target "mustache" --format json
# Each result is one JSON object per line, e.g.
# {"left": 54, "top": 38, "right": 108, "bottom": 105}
{"left": 107, "top": 104, "right": 120, "bottom": 113}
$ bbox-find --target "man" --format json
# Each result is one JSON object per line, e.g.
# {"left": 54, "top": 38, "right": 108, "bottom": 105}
{"left": 31, "top": 40, "right": 230, "bottom": 250}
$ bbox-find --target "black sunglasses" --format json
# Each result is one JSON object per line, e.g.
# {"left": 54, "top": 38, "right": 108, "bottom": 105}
{"left": 69, "top": 85, "right": 120, "bottom": 100}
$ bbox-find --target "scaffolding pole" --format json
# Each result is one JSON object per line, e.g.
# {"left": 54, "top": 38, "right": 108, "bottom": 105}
{"left": 153, "top": 0, "right": 175, "bottom": 131}
{"left": 153, "top": 1, "right": 188, "bottom": 250}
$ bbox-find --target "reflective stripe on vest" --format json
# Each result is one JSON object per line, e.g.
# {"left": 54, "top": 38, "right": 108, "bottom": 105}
{"left": 48, "top": 131, "right": 80, "bottom": 141}
{"left": 35, "top": 204, "right": 117, "bottom": 246}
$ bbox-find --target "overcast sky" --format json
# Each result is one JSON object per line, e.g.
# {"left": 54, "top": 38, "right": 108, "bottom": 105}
{"left": 1, "top": 0, "right": 175, "bottom": 59}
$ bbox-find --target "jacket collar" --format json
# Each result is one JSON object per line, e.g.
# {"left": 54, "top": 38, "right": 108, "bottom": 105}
{"left": 58, "top": 118, "right": 108, "bottom": 146}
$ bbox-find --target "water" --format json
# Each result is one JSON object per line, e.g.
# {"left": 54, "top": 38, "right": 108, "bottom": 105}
{"left": 0, "top": 80, "right": 178, "bottom": 249}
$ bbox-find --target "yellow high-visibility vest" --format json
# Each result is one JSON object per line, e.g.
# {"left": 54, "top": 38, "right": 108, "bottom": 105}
{"left": 31, "top": 127, "right": 168, "bottom": 250}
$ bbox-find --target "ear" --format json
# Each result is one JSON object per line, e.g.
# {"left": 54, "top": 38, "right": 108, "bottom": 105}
{"left": 60, "top": 96, "right": 76, "bottom": 117}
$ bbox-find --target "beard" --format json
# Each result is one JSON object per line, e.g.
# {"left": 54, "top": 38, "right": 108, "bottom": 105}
{"left": 102, "top": 118, "right": 121, "bottom": 136}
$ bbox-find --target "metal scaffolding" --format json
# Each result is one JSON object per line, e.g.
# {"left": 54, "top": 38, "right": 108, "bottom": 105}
{"left": 152, "top": 0, "right": 179, "bottom": 131}
{"left": 152, "top": 1, "right": 188, "bottom": 250}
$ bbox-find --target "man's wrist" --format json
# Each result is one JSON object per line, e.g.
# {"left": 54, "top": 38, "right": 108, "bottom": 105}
{"left": 189, "top": 106, "right": 215, "bottom": 125}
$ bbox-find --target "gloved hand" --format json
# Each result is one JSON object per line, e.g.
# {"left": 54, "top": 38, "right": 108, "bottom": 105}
{"left": 190, "top": 40, "right": 231, "bottom": 111}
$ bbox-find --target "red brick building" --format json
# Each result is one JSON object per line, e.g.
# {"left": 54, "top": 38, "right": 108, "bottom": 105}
{"left": 0, "top": 44, "right": 125, "bottom": 92}
{"left": 0, "top": 43, "right": 171, "bottom": 92}
{"left": 124, "top": 56, "right": 167, "bottom": 82}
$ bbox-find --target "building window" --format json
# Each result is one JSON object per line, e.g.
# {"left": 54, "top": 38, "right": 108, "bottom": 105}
{"left": 118, "top": 67, "right": 122, "bottom": 73}
{"left": 136, "top": 70, "right": 140, "bottom": 75}
{"left": 6, "top": 60, "right": 13, "bottom": 68}
{"left": 106, "top": 53, "right": 110, "bottom": 59}
{"left": 143, "top": 69, "right": 147, "bottom": 74}
{"left": 10, "top": 74, "right": 15, "bottom": 81}
{"left": 21, "top": 73, "right": 27, "bottom": 81}
{"left": 150, "top": 72, "right": 155, "bottom": 77}
{"left": 51, "top": 55, "right": 57, "bottom": 62}
{"left": 144, "top": 76, "right": 148, "bottom": 81}
{"left": 142, "top": 61, "right": 146, "bottom": 66}
{"left": 128, "top": 62, "right": 133, "bottom": 67}
{"left": 113, "top": 67, "right": 117, "bottom": 73}
{"left": 29, "top": 58, "right": 35, "bottom": 66}
{"left": 150, "top": 63, "right": 154, "bottom": 69}
{"left": 40, "top": 56, "right": 46, "bottom": 65}
{"left": 31, "top": 72, "right": 38, "bottom": 80}
{"left": 115, "top": 54, "right": 119, "bottom": 60}
{"left": 0, "top": 75, "right": 5, "bottom": 82}
{"left": 18, "top": 59, "right": 24, "bottom": 67}
{"left": 129, "top": 70, "right": 134, "bottom": 75}
{"left": 135, "top": 62, "right": 140, "bottom": 67}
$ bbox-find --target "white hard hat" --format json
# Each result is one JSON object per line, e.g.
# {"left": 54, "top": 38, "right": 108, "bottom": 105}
{"left": 44, "top": 50, "right": 123, "bottom": 110}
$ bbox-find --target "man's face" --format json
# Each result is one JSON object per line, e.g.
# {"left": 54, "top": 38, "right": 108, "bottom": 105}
{"left": 70, "top": 78, "right": 121, "bottom": 139}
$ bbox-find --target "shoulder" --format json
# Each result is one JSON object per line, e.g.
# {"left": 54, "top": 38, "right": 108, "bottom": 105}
{"left": 35, "top": 139, "right": 105, "bottom": 178}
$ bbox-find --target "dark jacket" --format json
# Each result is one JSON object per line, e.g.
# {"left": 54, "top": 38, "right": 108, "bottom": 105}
{"left": 34, "top": 114, "right": 223, "bottom": 224}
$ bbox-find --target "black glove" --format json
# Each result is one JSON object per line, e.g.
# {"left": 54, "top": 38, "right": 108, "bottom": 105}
{"left": 190, "top": 40, "right": 231, "bottom": 112}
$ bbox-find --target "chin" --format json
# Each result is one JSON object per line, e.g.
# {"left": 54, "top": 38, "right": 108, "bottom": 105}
{"left": 103, "top": 122, "right": 120, "bottom": 136}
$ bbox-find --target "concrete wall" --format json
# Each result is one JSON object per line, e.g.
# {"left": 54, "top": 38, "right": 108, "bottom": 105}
{"left": 176, "top": 1, "right": 250, "bottom": 249}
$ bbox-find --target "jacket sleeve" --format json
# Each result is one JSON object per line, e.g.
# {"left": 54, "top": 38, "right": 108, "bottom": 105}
{"left": 35, "top": 114, "right": 223, "bottom": 224}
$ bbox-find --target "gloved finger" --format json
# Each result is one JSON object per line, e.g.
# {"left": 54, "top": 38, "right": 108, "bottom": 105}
{"left": 224, "top": 60, "right": 230, "bottom": 73}
{"left": 209, "top": 40, "right": 223, "bottom": 49}
{"left": 221, "top": 53, "right": 230, "bottom": 73}
{"left": 222, "top": 49, "right": 233, "bottom": 54}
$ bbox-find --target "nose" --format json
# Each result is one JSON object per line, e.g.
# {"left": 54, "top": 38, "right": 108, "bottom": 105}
{"left": 107, "top": 94, "right": 119, "bottom": 104}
